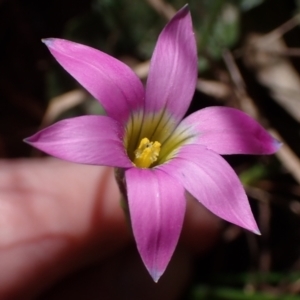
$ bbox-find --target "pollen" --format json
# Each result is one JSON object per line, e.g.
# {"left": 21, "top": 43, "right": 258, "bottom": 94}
{"left": 133, "top": 138, "right": 161, "bottom": 168}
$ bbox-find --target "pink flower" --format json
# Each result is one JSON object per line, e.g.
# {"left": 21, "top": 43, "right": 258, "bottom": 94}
{"left": 25, "top": 6, "right": 279, "bottom": 281}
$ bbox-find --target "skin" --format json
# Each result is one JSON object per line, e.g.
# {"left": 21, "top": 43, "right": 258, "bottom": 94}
{"left": 0, "top": 158, "right": 221, "bottom": 299}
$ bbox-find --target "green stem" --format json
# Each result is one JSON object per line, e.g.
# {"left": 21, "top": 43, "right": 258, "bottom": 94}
{"left": 198, "top": 0, "right": 224, "bottom": 52}
{"left": 114, "top": 167, "right": 132, "bottom": 229}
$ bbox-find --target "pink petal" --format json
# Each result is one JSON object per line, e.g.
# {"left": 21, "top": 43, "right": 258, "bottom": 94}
{"left": 181, "top": 107, "right": 280, "bottom": 155}
{"left": 43, "top": 38, "right": 144, "bottom": 124}
{"left": 125, "top": 167, "right": 186, "bottom": 282}
{"left": 160, "top": 144, "right": 260, "bottom": 233}
{"left": 144, "top": 5, "right": 197, "bottom": 123}
{"left": 25, "top": 116, "right": 132, "bottom": 168}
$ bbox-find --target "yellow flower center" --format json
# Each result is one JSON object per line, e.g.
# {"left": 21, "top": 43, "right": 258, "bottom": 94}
{"left": 133, "top": 138, "right": 161, "bottom": 168}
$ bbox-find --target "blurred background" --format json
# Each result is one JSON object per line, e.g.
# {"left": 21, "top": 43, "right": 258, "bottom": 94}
{"left": 2, "top": 0, "right": 300, "bottom": 299}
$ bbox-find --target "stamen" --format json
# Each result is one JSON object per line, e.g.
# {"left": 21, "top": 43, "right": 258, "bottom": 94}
{"left": 134, "top": 138, "right": 161, "bottom": 168}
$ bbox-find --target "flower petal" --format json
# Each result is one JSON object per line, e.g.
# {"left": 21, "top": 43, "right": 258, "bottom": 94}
{"left": 144, "top": 5, "right": 197, "bottom": 122}
{"left": 25, "top": 116, "right": 132, "bottom": 168}
{"left": 181, "top": 107, "right": 280, "bottom": 155}
{"left": 125, "top": 167, "right": 186, "bottom": 282}
{"left": 160, "top": 144, "right": 260, "bottom": 233}
{"left": 43, "top": 38, "right": 144, "bottom": 124}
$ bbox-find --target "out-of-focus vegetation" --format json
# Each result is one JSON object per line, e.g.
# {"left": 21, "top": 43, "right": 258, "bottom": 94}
{"left": 49, "top": 0, "right": 267, "bottom": 96}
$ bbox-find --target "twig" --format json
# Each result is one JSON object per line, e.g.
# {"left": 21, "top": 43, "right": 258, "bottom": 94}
{"left": 234, "top": 14, "right": 300, "bottom": 59}
{"left": 196, "top": 79, "right": 231, "bottom": 99}
{"left": 146, "top": 0, "right": 176, "bottom": 20}
{"left": 223, "top": 50, "right": 300, "bottom": 186}
{"left": 268, "top": 129, "right": 300, "bottom": 185}
{"left": 255, "top": 47, "right": 300, "bottom": 57}
{"left": 41, "top": 89, "right": 87, "bottom": 128}
{"left": 257, "top": 13, "right": 300, "bottom": 46}
{"left": 222, "top": 49, "right": 259, "bottom": 118}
